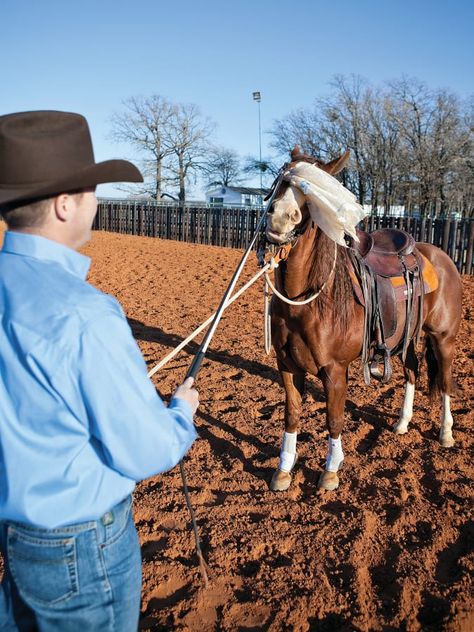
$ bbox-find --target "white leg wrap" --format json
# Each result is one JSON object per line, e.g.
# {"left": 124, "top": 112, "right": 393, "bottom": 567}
{"left": 325, "top": 436, "right": 344, "bottom": 472}
{"left": 439, "top": 394, "right": 454, "bottom": 444}
{"left": 279, "top": 431, "right": 297, "bottom": 472}
{"left": 394, "top": 381, "right": 415, "bottom": 434}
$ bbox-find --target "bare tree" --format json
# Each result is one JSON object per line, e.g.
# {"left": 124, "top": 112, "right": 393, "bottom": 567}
{"left": 164, "top": 103, "right": 215, "bottom": 203}
{"left": 449, "top": 97, "right": 474, "bottom": 217}
{"left": 204, "top": 146, "right": 241, "bottom": 187}
{"left": 270, "top": 108, "right": 325, "bottom": 158}
{"left": 269, "top": 74, "right": 473, "bottom": 217}
{"left": 269, "top": 75, "right": 374, "bottom": 201}
{"left": 242, "top": 155, "right": 280, "bottom": 185}
{"left": 110, "top": 96, "right": 215, "bottom": 202}
{"left": 109, "top": 95, "right": 176, "bottom": 200}
{"left": 388, "top": 78, "right": 439, "bottom": 214}
{"left": 389, "top": 78, "right": 472, "bottom": 215}
{"left": 318, "top": 75, "right": 375, "bottom": 204}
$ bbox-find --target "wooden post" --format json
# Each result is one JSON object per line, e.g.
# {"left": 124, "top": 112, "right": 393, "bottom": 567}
{"left": 465, "top": 221, "right": 474, "bottom": 276}
{"left": 442, "top": 218, "right": 451, "bottom": 253}
{"left": 456, "top": 220, "right": 466, "bottom": 273}
{"left": 449, "top": 220, "right": 458, "bottom": 265}
{"left": 433, "top": 218, "right": 441, "bottom": 248}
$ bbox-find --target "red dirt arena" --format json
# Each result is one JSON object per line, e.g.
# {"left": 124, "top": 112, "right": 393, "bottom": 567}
{"left": 2, "top": 229, "right": 473, "bottom": 631}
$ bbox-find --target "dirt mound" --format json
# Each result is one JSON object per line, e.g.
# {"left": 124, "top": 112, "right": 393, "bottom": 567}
{"left": 3, "top": 230, "right": 474, "bottom": 631}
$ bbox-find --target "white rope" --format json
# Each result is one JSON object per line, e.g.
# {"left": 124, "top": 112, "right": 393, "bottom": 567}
{"left": 264, "top": 242, "right": 337, "bottom": 306}
{"left": 147, "top": 263, "right": 271, "bottom": 377}
{"left": 264, "top": 275, "right": 272, "bottom": 355}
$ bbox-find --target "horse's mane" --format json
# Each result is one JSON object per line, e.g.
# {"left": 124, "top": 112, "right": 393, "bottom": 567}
{"left": 306, "top": 226, "right": 354, "bottom": 332}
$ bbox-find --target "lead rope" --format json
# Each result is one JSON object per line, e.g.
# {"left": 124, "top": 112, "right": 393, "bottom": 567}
{"left": 148, "top": 264, "right": 271, "bottom": 377}
{"left": 264, "top": 275, "right": 272, "bottom": 354}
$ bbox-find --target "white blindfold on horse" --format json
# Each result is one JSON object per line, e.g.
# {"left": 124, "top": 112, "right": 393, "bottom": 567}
{"left": 281, "top": 161, "right": 368, "bottom": 246}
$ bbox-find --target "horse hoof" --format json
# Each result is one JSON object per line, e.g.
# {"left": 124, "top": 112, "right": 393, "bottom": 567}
{"left": 318, "top": 470, "right": 339, "bottom": 491}
{"left": 439, "top": 435, "right": 455, "bottom": 448}
{"left": 393, "top": 422, "right": 409, "bottom": 435}
{"left": 270, "top": 469, "right": 292, "bottom": 491}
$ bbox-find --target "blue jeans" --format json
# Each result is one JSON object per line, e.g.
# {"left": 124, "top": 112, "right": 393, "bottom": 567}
{"left": 0, "top": 495, "right": 141, "bottom": 631}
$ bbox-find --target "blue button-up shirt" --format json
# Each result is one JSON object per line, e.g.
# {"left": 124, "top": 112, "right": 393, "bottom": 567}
{"left": 0, "top": 231, "right": 197, "bottom": 528}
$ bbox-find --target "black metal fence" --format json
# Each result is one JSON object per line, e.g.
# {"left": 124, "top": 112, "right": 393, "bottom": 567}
{"left": 93, "top": 201, "right": 474, "bottom": 274}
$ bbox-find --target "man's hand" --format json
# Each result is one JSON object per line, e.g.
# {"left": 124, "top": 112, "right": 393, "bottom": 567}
{"left": 172, "top": 377, "right": 199, "bottom": 416}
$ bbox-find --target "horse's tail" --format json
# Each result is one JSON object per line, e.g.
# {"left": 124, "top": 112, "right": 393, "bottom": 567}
{"left": 424, "top": 336, "right": 458, "bottom": 399}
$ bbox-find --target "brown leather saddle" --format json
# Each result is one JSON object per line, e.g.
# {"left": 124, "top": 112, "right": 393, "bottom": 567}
{"left": 349, "top": 228, "right": 428, "bottom": 384}
{"left": 355, "top": 228, "right": 417, "bottom": 275}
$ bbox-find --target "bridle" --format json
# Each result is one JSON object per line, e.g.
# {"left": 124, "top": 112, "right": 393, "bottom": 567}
{"left": 256, "top": 214, "right": 311, "bottom": 267}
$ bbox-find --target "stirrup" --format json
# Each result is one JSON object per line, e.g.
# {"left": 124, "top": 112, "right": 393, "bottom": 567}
{"left": 369, "top": 345, "right": 392, "bottom": 383}
{"left": 363, "top": 361, "right": 371, "bottom": 385}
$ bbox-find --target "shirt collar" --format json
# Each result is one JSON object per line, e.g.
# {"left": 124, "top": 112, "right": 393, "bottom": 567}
{"left": 1, "top": 231, "right": 91, "bottom": 279}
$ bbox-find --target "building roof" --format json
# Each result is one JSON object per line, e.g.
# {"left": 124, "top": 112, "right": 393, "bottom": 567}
{"left": 217, "top": 186, "right": 269, "bottom": 196}
{"left": 231, "top": 187, "right": 270, "bottom": 195}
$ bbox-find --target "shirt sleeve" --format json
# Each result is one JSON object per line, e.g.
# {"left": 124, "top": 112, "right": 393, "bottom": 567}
{"left": 77, "top": 301, "right": 197, "bottom": 481}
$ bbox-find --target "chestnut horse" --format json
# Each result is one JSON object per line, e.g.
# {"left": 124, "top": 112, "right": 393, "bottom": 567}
{"left": 265, "top": 149, "right": 462, "bottom": 492}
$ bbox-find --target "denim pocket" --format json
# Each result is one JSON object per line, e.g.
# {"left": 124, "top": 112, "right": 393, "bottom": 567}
{"left": 101, "top": 496, "right": 133, "bottom": 548}
{"left": 7, "top": 526, "right": 79, "bottom": 606}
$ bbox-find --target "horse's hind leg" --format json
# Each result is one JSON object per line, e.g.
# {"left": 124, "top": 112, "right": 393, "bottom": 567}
{"left": 394, "top": 341, "right": 419, "bottom": 435}
{"left": 270, "top": 365, "right": 305, "bottom": 491}
{"left": 414, "top": 246, "right": 462, "bottom": 446}
{"left": 426, "top": 333, "right": 457, "bottom": 447}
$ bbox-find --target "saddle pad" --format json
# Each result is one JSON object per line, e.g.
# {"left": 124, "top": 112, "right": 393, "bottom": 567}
{"left": 349, "top": 254, "right": 438, "bottom": 306}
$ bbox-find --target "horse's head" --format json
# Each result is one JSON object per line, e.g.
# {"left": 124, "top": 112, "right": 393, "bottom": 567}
{"left": 265, "top": 146, "right": 351, "bottom": 245}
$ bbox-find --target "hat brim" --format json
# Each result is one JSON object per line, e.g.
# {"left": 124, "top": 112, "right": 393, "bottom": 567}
{"left": 0, "top": 159, "right": 143, "bottom": 206}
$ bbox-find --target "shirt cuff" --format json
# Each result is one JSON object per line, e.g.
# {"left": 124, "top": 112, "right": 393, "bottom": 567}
{"left": 169, "top": 396, "right": 195, "bottom": 425}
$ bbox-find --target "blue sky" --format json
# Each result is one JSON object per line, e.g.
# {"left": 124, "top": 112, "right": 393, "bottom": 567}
{"left": 1, "top": 0, "right": 473, "bottom": 198}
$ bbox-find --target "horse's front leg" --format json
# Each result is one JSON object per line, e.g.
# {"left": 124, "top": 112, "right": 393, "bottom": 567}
{"left": 393, "top": 341, "right": 418, "bottom": 435}
{"left": 270, "top": 364, "right": 305, "bottom": 491}
{"left": 318, "top": 362, "right": 348, "bottom": 491}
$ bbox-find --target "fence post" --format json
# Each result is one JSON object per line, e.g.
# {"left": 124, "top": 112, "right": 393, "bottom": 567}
{"left": 466, "top": 221, "right": 474, "bottom": 276}
{"left": 442, "top": 218, "right": 451, "bottom": 253}
{"left": 449, "top": 219, "right": 458, "bottom": 265}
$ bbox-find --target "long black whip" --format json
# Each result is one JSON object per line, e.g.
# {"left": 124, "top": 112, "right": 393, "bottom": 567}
{"left": 180, "top": 172, "right": 284, "bottom": 586}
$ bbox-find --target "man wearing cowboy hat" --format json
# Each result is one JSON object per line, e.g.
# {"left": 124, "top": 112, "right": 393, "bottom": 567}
{"left": 0, "top": 110, "right": 199, "bottom": 630}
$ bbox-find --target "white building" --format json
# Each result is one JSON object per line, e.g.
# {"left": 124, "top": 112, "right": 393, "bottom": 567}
{"left": 205, "top": 186, "right": 268, "bottom": 207}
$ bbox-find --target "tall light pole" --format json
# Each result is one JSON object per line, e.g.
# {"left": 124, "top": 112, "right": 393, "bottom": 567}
{"left": 252, "top": 91, "right": 263, "bottom": 202}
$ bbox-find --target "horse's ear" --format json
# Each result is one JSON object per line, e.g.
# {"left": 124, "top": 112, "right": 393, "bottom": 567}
{"left": 325, "top": 150, "right": 350, "bottom": 175}
{"left": 290, "top": 145, "right": 302, "bottom": 161}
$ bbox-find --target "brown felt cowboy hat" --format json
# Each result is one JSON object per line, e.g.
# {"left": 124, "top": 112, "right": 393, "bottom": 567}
{"left": 0, "top": 110, "right": 143, "bottom": 207}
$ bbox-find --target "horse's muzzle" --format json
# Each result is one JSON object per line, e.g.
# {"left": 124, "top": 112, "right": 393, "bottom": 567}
{"left": 265, "top": 227, "right": 293, "bottom": 245}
